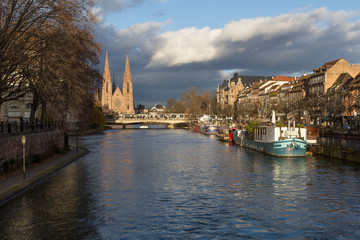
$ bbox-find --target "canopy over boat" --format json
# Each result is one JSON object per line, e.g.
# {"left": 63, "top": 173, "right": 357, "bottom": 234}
{"left": 199, "top": 115, "right": 212, "bottom": 122}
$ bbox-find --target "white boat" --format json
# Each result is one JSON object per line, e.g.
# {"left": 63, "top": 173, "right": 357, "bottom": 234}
{"left": 233, "top": 122, "right": 307, "bottom": 157}
{"left": 140, "top": 124, "right": 149, "bottom": 129}
{"left": 234, "top": 112, "right": 307, "bottom": 157}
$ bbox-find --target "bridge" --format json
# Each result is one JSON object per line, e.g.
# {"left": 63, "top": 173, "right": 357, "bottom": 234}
{"left": 111, "top": 118, "right": 191, "bottom": 129}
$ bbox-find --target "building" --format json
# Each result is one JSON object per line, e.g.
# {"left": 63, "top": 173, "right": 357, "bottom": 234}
{"left": 307, "top": 58, "right": 360, "bottom": 97}
{"left": 217, "top": 73, "right": 273, "bottom": 108}
{"left": 101, "top": 51, "right": 135, "bottom": 114}
{"left": 0, "top": 92, "right": 35, "bottom": 123}
{"left": 325, "top": 73, "right": 358, "bottom": 120}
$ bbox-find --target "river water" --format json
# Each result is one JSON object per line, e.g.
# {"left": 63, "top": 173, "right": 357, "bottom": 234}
{"left": 1, "top": 128, "right": 360, "bottom": 239}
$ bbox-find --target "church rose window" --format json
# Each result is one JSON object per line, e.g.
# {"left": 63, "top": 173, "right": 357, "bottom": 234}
{"left": 114, "top": 99, "right": 121, "bottom": 108}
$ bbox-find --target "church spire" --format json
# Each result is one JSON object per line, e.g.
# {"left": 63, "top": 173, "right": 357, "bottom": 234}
{"left": 123, "top": 52, "right": 132, "bottom": 93}
{"left": 122, "top": 52, "right": 134, "bottom": 114}
{"left": 101, "top": 50, "right": 112, "bottom": 110}
{"left": 124, "top": 52, "right": 131, "bottom": 80}
{"left": 104, "top": 50, "right": 111, "bottom": 82}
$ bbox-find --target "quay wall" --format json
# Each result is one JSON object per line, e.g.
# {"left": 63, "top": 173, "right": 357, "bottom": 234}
{"left": 0, "top": 130, "right": 65, "bottom": 161}
{"left": 309, "top": 144, "right": 360, "bottom": 162}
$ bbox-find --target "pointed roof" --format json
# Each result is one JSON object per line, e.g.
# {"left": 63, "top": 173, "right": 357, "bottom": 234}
{"left": 124, "top": 52, "right": 131, "bottom": 81}
{"left": 313, "top": 58, "right": 345, "bottom": 74}
{"left": 323, "top": 58, "right": 343, "bottom": 68}
{"left": 103, "top": 50, "right": 111, "bottom": 82}
{"left": 327, "top": 72, "right": 353, "bottom": 94}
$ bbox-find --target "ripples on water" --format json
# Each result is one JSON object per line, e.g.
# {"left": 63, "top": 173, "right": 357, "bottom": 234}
{"left": 1, "top": 129, "right": 360, "bottom": 239}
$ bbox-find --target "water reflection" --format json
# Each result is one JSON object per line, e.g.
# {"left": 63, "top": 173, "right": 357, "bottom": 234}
{"left": 0, "top": 129, "right": 360, "bottom": 239}
{"left": 0, "top": 160, "right": 103, "bottom": 239}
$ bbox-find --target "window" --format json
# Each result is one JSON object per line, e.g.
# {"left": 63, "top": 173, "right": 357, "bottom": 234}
{"left": 9, "top": 104, "right": 19, "bottom": 110}
{"left": 127, "top": 82, "right": 129, "bottom": 93}
{"left": 26, "top": 103, "right": 31, "bottom": 109}
{"left": 106, "top": 82, "right": 108, "bottom": 92}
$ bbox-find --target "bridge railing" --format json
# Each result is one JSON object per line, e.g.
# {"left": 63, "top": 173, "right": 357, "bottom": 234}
{"left": 115, "top": 114, "right": 229, "bottom": 121}
{"left": 116, "top": 113, "right": 193, "bottom": 120}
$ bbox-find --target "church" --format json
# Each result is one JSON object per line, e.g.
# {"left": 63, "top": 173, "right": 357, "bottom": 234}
{"left": 101, "top": 51, "right": 135, "bottom": 114}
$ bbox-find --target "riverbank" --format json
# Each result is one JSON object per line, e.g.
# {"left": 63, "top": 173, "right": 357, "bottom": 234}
{"left": 0, "top": 147, "right": 89, "bottom": 206}
{"left": 309, "top": 144, "right": 360, "bottom": 162}
{"left": 66, "top": 126, "right": 112, "bottom": 136}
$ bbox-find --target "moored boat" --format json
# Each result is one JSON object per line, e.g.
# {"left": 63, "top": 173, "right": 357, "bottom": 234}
{"left": 197, "top": 115, "right": 219, "bottom": 135}
{"left": 140, "top": 124, "right": 149, "bottom": 129}
{"left": 217, "top": 127, "right": 235, "bottom": 142}
{"left": 234, "top": 122, "right": 307, "bottom": 157}
{"left": 204, "top": 124, "right": 219, "bottom": 135}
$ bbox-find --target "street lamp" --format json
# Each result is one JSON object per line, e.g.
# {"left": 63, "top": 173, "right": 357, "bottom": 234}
{"left": 76, "top": 126, "right": 79, "bottom": 154}
{"left": 21, "top": 135, "right": 26, "bottom": 179}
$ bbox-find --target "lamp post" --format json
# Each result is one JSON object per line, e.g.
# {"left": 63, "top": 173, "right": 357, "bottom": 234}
{"left": 21, "top": 135, "right": 26, "bottom": 179}
{"left": 76, "top": 126, "right": 79, "bottom": 154}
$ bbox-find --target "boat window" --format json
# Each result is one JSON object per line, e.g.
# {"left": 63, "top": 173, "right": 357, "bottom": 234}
{"left": 255, "top": 128, "right": 267, "bottom": 140}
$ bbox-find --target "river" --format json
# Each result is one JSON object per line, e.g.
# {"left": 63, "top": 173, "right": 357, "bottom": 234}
{"left": 0, "top": 128, "right": 360, "bottom": 239}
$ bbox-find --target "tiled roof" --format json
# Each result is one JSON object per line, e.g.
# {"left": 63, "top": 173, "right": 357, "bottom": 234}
{"left": 349, "top": 74, "right": 360, "bottom": 89}
{"left": 240, "top": 76, "right": 273, "bottom": 87}
{"left": 218, "top": 74, "right": 273, "bottom": 90}
{"left": 322, "top": 58, "right": 343, "bottom": 68}
{"left": 273, "top": 76, "right": 295, "bottom": 81}
{"left": 327, "top": 73, "right": 353, "bottom": 93}
{"left": 313, "top": 58, "right": 344, "bottom": 73}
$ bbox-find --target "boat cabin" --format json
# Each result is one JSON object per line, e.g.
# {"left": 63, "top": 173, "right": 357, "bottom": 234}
{"left": 254, "top": 125, "right": 307, "bottom": 142}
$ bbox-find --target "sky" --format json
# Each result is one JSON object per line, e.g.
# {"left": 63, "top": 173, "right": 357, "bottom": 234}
{"left": 93, "top": 0, "right": 360, "bottom": 108}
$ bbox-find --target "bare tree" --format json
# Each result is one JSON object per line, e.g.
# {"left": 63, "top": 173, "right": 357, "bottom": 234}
{"left": 166, "top": 98, "right": 176, "bottom": 112}
{"left": 305, "top": 94, "right": 325, "bottom": 125}
{"left": 1, "top": 0, "right": 101, "bottom": 125}
{"left": 181, "top": 87, "right": 201, "bottom": 114}
{"left": 290, "top": 97, "right": 307, "bottom": 124}
{"left": 1, "top": 0, "right": 65, "bottom": 105}
{"left": 276, "top": 94, "right": 291, "bottom": 121}
{"left": 174, "top": 99, "right": 185, "bottom": 113}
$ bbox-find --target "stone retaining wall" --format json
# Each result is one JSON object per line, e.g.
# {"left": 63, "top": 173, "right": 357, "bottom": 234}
{"left": 309, "top": 144, "right": 360, "bottom": 162}
{"left": 0, "top": 130, "right": 65, "bottom": 160}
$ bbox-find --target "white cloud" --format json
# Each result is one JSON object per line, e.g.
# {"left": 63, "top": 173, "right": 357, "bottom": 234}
{"left": 144, "top": 7, "right": 360, "bottom": 68}
{"left": 146, "top": 27, "right": 222, "bottom": 67}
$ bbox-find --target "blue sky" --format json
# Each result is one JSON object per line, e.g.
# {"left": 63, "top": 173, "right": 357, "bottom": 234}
{"left": 102, "top": 0, "right": 357, "bottom": 30}
{"left": 93, "top": 0, "right": 360, "bottom": 107}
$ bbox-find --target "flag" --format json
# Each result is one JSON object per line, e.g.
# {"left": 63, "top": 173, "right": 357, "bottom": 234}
{"left": 258, "top": 108, "right": 262, "bottom": 113}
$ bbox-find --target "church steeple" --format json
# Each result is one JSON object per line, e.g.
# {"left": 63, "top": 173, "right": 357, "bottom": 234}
{"left": 104, "top": 50, "right": 111, "bottom": 83}
{"left": 101, "top": 50, "right": 112, "bottom": 110}
{"left": 123, "top": 52, "right": 131, "bottom": 87}
{"left": 122, "top": 52, "right": 134, "bottom": 114}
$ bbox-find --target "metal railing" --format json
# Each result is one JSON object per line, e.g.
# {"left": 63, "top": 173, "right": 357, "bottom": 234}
{"left": 0, "top": 121, "right": 58, "bottom": 136}
{"left": 319, "top": 137, "right": 360, "bottom": 150}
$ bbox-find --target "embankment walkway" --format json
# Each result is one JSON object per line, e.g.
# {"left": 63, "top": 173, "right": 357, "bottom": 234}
{"left": 0, "top": 148, "right": 89, "bottom": 206}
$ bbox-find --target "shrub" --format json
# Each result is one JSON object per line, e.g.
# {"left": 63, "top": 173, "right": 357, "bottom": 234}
{"left": 246, "top": 121, "right": 260, "bottom": 133}
{"left": 275, "top": 120, "right": 286, "bottom": 127}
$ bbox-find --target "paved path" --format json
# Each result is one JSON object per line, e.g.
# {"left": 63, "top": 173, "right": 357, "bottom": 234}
{"left": 0, "top": 148, "right": 89, "bottom": 206}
